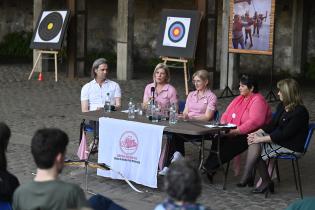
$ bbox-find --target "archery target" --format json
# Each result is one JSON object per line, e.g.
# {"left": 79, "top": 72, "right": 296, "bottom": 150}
{"left": 38, "top": 12, "right": 63, "bottom": 41}
{"left": 163, "top": 17, "right": 191, "bottom": 48}
{"left": 30, "top": 10, "right": 70, "bottom": 50}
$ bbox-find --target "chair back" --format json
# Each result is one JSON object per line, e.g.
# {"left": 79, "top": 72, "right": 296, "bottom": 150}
{"left": 214, "top": 110, "right": 220, "bottom": 122}
{"left": 178, "top": 100, "right": 186, "bottom": 113}
{"left": 303, "top": 123, "right": 315, "bottom": 154}
{"left": 0, "top": 201, "right": 12, "bottom": 210}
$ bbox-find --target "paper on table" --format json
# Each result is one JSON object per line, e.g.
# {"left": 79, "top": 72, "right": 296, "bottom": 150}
{"left": 205, "top": 123, "right": 236, "bottom": 128}
{"left": 121, "top": 110, "right": 139, "bottom": 113}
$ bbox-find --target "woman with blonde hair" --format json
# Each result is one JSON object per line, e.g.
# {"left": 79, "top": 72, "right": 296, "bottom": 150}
{"left": 143, "top": 63, "right": 178, "bottom": 110}
{"left": 241, "top": 78, "right": 309, "bottom": 195}
{"left": 159, "top": 70, "right": 217, "bottom": 175}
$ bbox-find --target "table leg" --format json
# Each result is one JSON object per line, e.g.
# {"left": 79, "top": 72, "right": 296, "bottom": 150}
{"left": 198, "top": 135, "right": 205, "bottom": 170}
{"left": 215, "top": 132, "right": 229, "bottom": 190}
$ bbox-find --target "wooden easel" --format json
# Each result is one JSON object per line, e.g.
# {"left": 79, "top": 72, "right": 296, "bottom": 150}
{"left": 161, "top": 56, "right": 189, "bottom": 96}
{"left": 28, "top": 50, "right": 59, "bottom": 82}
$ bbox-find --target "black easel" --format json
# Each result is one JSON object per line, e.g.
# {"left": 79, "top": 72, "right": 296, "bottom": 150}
{"left": 265, "top": 3, "right": 278, "bottom": 102}
{"left": 219, "top": 52, "right": 235, "bottom": 98}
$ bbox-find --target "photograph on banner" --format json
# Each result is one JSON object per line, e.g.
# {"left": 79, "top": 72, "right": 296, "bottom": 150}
{"left": 228, "top": 0, "right": 275, "bottom": 55}
{"left": 156, "top": 9, "right": 201, "bottom": 59}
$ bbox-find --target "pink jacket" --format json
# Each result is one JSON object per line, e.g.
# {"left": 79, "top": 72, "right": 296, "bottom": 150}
{"left": 221, "top": 93, "right": 271, "bottom": 134}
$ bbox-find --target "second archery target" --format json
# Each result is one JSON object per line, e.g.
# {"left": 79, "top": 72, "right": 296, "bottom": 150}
{"left": 30, "top": 10, "right": 70, "bottom": 50}
{"left": 156, "top": 9, "right": 201, "bottom": 59}
{"left": 164, "top": 19, "right": 189, "bottom": 45}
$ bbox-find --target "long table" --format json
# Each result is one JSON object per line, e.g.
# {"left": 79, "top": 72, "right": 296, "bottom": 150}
{"left": 79, "top": 110, "right": 232, "bottom": 189}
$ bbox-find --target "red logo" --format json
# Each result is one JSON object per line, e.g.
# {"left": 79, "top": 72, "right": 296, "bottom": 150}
{"left": 119, "top": 131, "right": 139, "bottom": 155}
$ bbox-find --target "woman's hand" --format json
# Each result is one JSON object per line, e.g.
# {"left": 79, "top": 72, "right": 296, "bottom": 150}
{"left": 247, "top": 133, "right": 261, "bottom": 145}
{"left": 178, "top": 113, "right": 188, "bottom": 120}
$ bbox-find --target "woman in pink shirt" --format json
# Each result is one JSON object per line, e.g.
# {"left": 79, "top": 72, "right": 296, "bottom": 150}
{"left": 159, "top": 70, "right": 217, "bottom": 175}
{"left": 181, "top": 70, "right": 217, "bottom": 121}
{"left": 203, "top": 75, "right": 271, "bottom": 182}
{"left": 143, "top": 63, "right": 178, "bottom": 110}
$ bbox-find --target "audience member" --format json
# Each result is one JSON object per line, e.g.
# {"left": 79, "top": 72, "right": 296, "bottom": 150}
{"left": 0, "top": 122, "right": 19, "bottom": 204}
{"left": 13, "top": 128, "right": 126, "bottom": 210}
{"left": 155, "top": 160, "right": 210, "bottom": 210}
{"left": 285, "top": 197, "right": 315, "bottom": 210}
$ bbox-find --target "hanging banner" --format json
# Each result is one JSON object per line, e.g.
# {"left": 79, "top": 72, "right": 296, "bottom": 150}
{"left": 97, "top": 117, "right": 165, "bottom": 188}
{"left": 228, "top": 0, "right": 275, "bottom": 55}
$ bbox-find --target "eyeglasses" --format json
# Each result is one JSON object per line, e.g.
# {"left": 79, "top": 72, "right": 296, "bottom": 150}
{"left": 192, "top": 80, "right": 203, "bottom": 84}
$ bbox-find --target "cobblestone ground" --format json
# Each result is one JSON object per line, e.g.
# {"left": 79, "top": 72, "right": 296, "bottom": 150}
{"left": 1, "top": 64, "right": 315, "bottom": 210}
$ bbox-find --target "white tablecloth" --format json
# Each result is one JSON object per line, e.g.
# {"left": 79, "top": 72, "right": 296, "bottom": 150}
{"left": 97, "top": 117, "right": 165, "bottom": 188}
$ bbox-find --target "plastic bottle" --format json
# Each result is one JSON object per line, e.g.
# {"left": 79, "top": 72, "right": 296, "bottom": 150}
{"left": 128, "top": 98, "right": 135, "bottom": 119}
{"left": 104, "top": 93, "right": 111, "bottom": 113}
{"left": 151, "top": 102, "right": 159, "bottom": 123}
{"left": 146, "top": 99, "right": 152, "bottom": 118}
{"left": 169, "top": 103, "right": 177, "bottom": 125}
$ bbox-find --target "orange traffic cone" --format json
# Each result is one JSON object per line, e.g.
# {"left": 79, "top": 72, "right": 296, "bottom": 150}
{"left": 38, "top": 72, "right": 43, "bottom": 81}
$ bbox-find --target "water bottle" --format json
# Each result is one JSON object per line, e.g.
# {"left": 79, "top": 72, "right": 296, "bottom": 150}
{"left": 169, "top": 103, "right": 177, "bottom": 125}
{"left": 128, "top": 98, "right": 135, "bottom": 119}
{"left": 146, "top": 99, "right": 152, "bottom": 118}
{"left": 151, "top": 102, "right": 159, "bottom": 123}
{"left": 104, "top": 93, "right": 111, "bottom": 113}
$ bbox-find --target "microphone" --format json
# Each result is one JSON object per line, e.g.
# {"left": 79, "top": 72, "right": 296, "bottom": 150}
{"left": 151, "top": 86, "right": 155, "bottom": 104}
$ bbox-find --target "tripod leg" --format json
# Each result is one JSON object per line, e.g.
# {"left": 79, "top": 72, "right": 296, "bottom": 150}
{"left": 28, "top": 52, "right": 42, "bottom": 80}
{"left": 54, "top": 52, "right": 58, "bottom": 82}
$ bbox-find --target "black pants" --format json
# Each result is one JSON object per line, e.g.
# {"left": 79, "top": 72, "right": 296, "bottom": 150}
{"left": 164, "top": 133, "right": 205, "bottom": 166}
{"left": 204, "top": 134, "right": 248, "bottom": 171}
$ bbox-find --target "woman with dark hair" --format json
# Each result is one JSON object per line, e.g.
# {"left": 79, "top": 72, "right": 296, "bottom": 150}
{"left": 0, "top": 122, "right": 20, "bottom": 203}
{"left": 155, "top": 160, "right": 210, "bottom": 210}
{"left": 242, "top": 78, "right": 309, "bottom": 195}
{"left": 203, "top": 75, "right": 272, "bottom": 181}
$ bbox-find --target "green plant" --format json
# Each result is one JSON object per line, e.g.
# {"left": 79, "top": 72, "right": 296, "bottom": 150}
{"left": 305, "top": 57, "right": 315, "bottom": 80}
{"left": 0, "top": 31, "right": 32, "bottom": 59}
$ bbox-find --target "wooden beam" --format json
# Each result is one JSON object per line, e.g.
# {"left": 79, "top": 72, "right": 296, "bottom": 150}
{"left": 194, "top": 0, "right": 207, "bottom": 70}
{"left": 66, "top": 0, "right": 77, "bottom": 79}
{"left": 117, "top": 0, "right": 134, "bottom": 80}
{"left": 33, "top": 0, "right": 43, "bottom": 73}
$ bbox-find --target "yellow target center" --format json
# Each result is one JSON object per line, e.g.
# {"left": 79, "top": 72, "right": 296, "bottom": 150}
{"left": 47, "top": 23, "right": 54, "bottom": 30}
{"left": 173, "top": 28, "right": 180, "bottom": 36}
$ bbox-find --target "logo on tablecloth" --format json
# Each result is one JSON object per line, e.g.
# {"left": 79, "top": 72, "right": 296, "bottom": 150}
{"left": 119, "top": 131, "right": 139, "bottom": 155}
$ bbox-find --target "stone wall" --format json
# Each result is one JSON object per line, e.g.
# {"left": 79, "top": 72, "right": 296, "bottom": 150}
{"left": 0, "top": 0, "right": 33, "bottom": 40}
{"left": 0, "top": 0, "right": 314, "bottom": 76}
{"left": 307, "top": 1, "right": 315, "bottom": 62}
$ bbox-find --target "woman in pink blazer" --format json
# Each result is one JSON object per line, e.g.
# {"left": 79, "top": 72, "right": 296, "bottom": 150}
{"left": 203, "top": 75, "right": 272, "bottom": 182}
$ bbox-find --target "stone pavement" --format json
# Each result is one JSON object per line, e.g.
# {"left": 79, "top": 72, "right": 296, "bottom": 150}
{"left": 1, "top": 64, "right": 315, "bottom": 210}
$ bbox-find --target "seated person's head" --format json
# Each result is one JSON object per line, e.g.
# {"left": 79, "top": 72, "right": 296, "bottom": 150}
{"left": 239, "top": 74, "right": 258, "bottom": 96}
{"left": 31, "top": 128, "right": 68, "bottom": 171}
{"left": 91, "top": 58, "right": 108, "bottom": 79}
{"left": 192, "top": 70, "right": 209, "bottom": 91}
{"left": 164, "top": 160, "right": 201, "bottom": 203}
{"left": 277, "top": 78, "right": 303, "bottom": 111}
{"left": 0, "top": 122, "right": 11, "bottom": 170}
{"left": 153, "top": 63, "right": 170, "bottom": 84}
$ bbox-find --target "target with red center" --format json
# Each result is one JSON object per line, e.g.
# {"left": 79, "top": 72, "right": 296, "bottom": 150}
{"left": 162, "top": 16, "right": 191, "bottom": 48}
{"left": 168, "top": 21, "right": 185, "bottom": 43}
{"left": 157, "top": 9, "right": 201, "bottom": 59}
